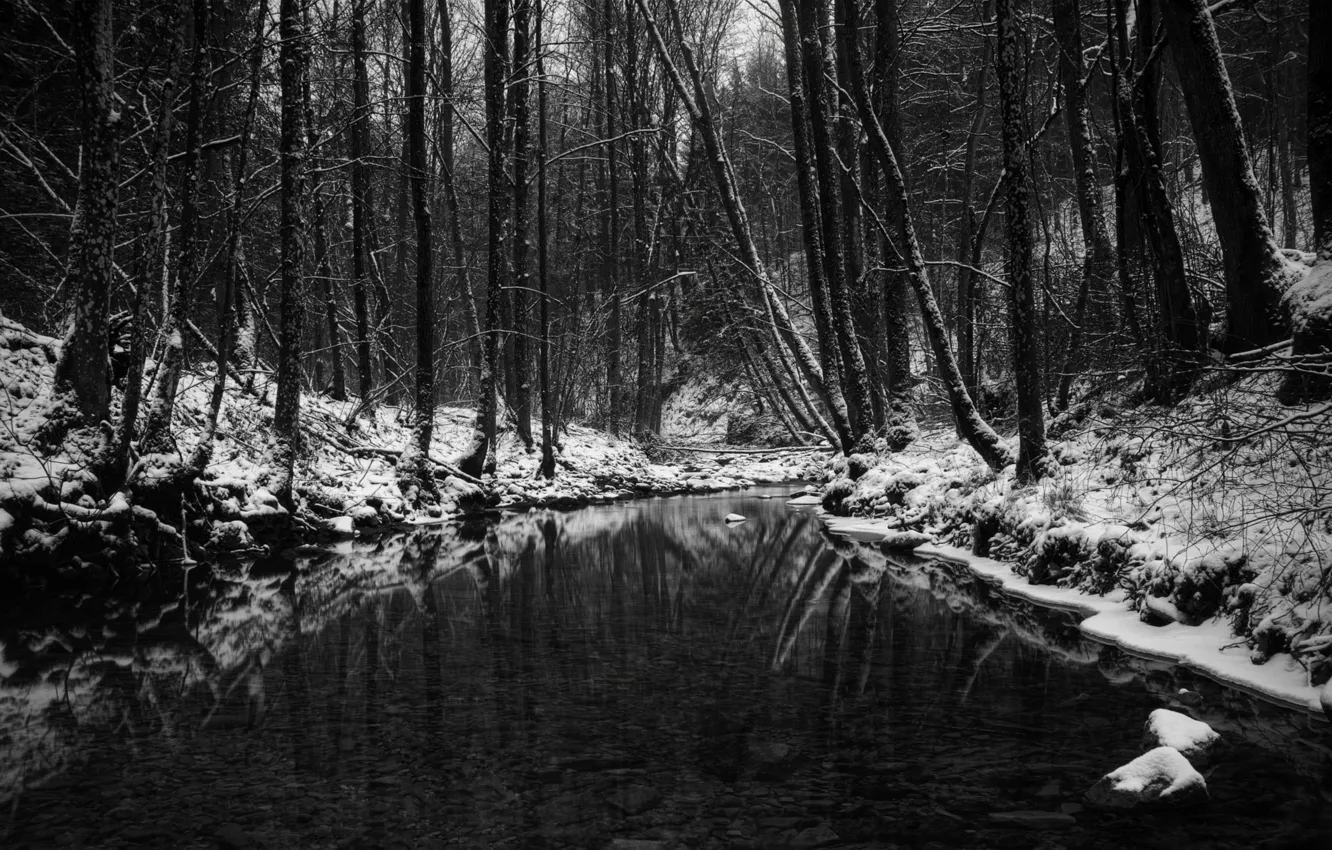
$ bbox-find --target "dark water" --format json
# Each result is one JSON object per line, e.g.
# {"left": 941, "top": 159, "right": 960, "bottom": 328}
{"left": 2, "top": 487, "right": 1330, "bottom": 850}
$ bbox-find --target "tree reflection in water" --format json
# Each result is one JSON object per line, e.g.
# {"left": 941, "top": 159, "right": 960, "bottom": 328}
{"left": 1, "top": 489, "right": 1327, "bottom": 848}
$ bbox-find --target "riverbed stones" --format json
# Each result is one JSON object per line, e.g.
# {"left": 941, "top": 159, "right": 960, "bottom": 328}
{"left": 609, "top": 785, "right": 662, "bottom": 816}
{"left": 789, "top": 823, "right": 838, "bottom": 848}
{"left": 987, "top": 810, "right": 1076, "bottom": 829}
{"left": 1086, "top": 746, "right": 1208, "bottom": 809}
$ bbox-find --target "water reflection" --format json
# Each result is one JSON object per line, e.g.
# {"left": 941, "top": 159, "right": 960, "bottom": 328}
{"left": 2, "top": 489, "right": 1329, "bottom": 848}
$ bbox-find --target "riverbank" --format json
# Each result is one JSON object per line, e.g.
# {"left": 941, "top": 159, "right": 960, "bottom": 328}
{"left": 0, "top": 316, "right": 823, "bottom": 573}
{"left": 812, "top": 369, "right": 1332, "bottom": 719}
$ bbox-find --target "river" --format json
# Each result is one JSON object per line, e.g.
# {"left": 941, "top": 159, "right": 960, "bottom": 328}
{"left": 1, "top": 486, "right": 1329, "bottom": 848}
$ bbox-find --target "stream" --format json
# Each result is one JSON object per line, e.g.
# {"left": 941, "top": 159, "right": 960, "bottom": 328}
{"left": 2, "top": 486, "right": 1330, "bottom": 849}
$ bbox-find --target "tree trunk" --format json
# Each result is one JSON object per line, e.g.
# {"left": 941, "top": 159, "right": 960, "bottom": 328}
{"left": 871, "top": 0, "right": 918, "bottom": 449}
{"left": 1160, "top": 0, "right": 1288, "bottom": 351}
{"left": 634, "top": 0, "right": 854, "bottom": 453}
{"left": 511, "top": 0, "right": 534, "bottom": 449}
{"left": 140, "top": 0, "right": 211, "bottom": 453}
{"left": 400, "top": 0, "right": 435, "bottom": 497}
{"left": 351, "top": 0, "right": 376, "bottom": 405}
{"left": 457, "top": 0, "right": 510, "bottom": 476}
{"left": 1053, "top": 0, "right": 1115, "bottom": 410}
{"left": 115, "top": 2, "right": 183, "bottom": 478}
{"left": 837, "top": 0, "right": 1013, "bottom": 472}
{"left": 777, "top": 0, "right": 854, "bottom": 451}
{"left": 1113, "top": 0, "right": 1203, "bottom": 402}
{"left": 796, "top": 0, "right": 875, "bottom": 448}
{"left": 193, "top": 0, "right": 266, "bottom": 475}
{"left": 955, "top": 0, "right": 993, "bottom": 400}
{"left": 537, "top": 0, "right": 556, "bottom": 478}
{"left": 995, "top": 0, "right": 1047, "bottom": 482}
{"left": 438, "top": 0, "right": 480, "bottom": 383}
{"left": 1279, "top": 0, "right": 1332, "bottom": 401}
{"left": 273, "top": 0, "right": 307, "bottom": 507}
{"left": 42, "top": 0, "right": 120, "bottom": 452}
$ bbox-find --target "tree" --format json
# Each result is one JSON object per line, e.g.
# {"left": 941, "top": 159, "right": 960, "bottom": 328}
{"left": 458, "top": 0, "right": 511, "bottom": 476}
{"left": 399, "top": 0, "right": 435, "bottom": 499}
{"left": 38, "top": 0, "right": 119, "bottom": 452}
{"left": 1052, "top": 0, "right": 1114, "bottom": 411}
{"left": 1160, "top": 0, "right": 1289, "bottom": 352}
{"left": 350, "top": 0, "right": 377, "bottom": 404}
{"left": 1280, "top": 0, "right": 1332, "bottom": 402}
{"left": 272, "top": 0, "right": 308, "bottom": 507}
{"left": 994, "top": 0, "right": 1046, "bottom": 482}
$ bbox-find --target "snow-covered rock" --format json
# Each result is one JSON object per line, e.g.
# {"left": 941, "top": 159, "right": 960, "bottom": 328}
{"left": 1086, "top": 746, "right": 1208, "bottom": 809}
{"left": 208, "top": 520, "right": 254, "bottom": 551}
{"left": 879, "top": 531, "right": 932, "bottom": 549}
{"left": 1142, "top": 709, "right": 1218, "bottom": 764}
{"left": 724, "top": 513, "right": 746, "bottom": 523}
{"left": 324, "top": 516, "right": 355, "bottom": 537}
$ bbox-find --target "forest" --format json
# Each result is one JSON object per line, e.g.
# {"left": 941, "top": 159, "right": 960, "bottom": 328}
{"left": 0, "top": 0, "right": 1327, "bottom": 545}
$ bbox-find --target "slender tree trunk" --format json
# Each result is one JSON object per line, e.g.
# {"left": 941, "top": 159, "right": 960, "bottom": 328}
{"left": 995, "top": 0, "right": 1047, "bottom": 482}
{"left": 400, "top": 0, "right": 435, "bottom": 497}
{"left": 351, "top": 0, "right": 376, "bottom": 405}
{"left": 438, "top": 0, "right": 479, "bottom": 381}
{"left": 458, "top": 0, "right": 510, "bottom": 476}
{"left": 1053, "top": 0, "right": 1115, "bottom": 410}
{"left": 273, "top": 0, "right": 308, "bottom": 507}
{"left": 871, "top": 0, "right": 918, "bottom": 449}
{"left": 838, "top": 0, "right": 1013, "bottom": 471}
{"left": 955, "top": 0, "right": 993, "bottom": 400}
{"left": 42, "top": 0, "right": 120, "bottom": 453}
{"left": 777, "top": 0, "right": 854, "bottom": 450}
{"left": 1113, "top": 0, "right": 1202, "bottom": 401}
{"left": 537, "top": 1, "right": 556, "bottom": 478}
{"left": 140, "top": 0, "right": 211, "bottom": 452}
{"left": 193, "top": 0, "right": 266, "bottom": 474}
{"left": 115, "top": 4, "right": 183, "bottom": 478}
{"left": 635, "top": 0, "right": 853, "bottom": 452}
{"left": 796, "top": 0, "right": 875, "bottom": 447}
{"left": 1159, "top": 0, "right": 1288, "bottom": 351}
{"left": 1279, "top": 0, "right": 1332, "bottom": 401}
{"left": 511, "top": 0, "right": 534, "bottom": 449}
{"left": 603, "top": 0, "right": 624, "bottom": 433}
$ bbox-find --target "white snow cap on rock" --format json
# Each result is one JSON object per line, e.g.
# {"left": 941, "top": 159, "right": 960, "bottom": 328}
{"left": 724, "top": 513, "right": 746, "bottom": 523}
{"left": 1086, "top": 746, "right": 1208, "bottom": 809}
{"left": 1142, "top": 708, "right": 1218, "bottom": 762}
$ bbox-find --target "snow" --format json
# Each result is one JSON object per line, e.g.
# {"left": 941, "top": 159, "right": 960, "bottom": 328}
{"left": 1142, "top": 709, "right": 1218, "bottom": 761}
{"left": 0, "top": 312, "right": 822, "bottom": 565}
{"left": 1085, "top": 746, "right": 1207, "bottom": 809}
{"left": 724, "top": 513, "right": 746, "bottom": 523}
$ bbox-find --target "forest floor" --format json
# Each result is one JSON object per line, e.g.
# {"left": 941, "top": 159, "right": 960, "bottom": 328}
{"left": 815, "top": 367, "right": 1332, "bottom": 717}
{"left": 0, "top": 314, "right": 820, "bottom": 570}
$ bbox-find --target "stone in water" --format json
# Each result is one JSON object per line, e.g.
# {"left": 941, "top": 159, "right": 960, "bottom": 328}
{"left": 1086, "top": 746, "right": 1208, "bottom": 809}
{"left": 724, "top": 513, "right": 746, "bottom": 523}
{"left": 1142, "top": 708, "right": 1218, "bottom": 764}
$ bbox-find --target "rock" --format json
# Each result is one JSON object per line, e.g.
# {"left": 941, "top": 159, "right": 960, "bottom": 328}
{"left": 323, "top": 516, "right": 355, "bottom": 537}
{"left": 208, "top": 520, "right": 253, "bottom": 551}
{"left": 1085, "top": 746, "right": 1208, "bottom": 809}
{"left": 609, "top": 785, "right": 662, "bottom": 816}
{"left": 987, "top": 811, "right": 1076, "bottom": 829}
{"left": 609, "top": 841, "right": 667, "bottom": 850}
{"left": 214, "top": 822, "right": 251, "bottom": 850}
{"left": 1321, "top": 679, "right": 1332, "bottom": 724}
{"left": 790, "top": 824, "right": 838, "bottom": 848}
{"left": 879, "top": 531, "right": 932, "bottom": 549}
{"left": 1142, "top": 708, "right": 1219, "bottom": 764}
{"left": 724, "top": 513, "right": 746, "bottom": 523}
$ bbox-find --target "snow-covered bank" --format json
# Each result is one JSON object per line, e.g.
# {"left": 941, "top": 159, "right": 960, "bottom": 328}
{"left": 812, "top": 370, "right": 1332, "bottom": 720}
{"left": 0, "top": 315, "right": 822, "bottom": 571}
